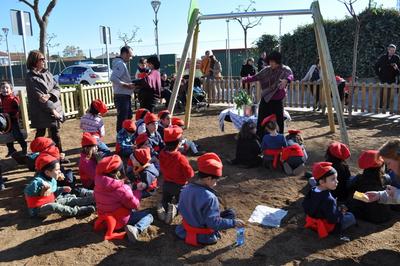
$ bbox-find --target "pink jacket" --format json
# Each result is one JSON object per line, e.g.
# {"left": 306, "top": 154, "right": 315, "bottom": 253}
{"left": 78, "top": 153, "right": 97, "bottom": 189}
{"left": 94, "top": 174, "right": 140, "bottom": 226}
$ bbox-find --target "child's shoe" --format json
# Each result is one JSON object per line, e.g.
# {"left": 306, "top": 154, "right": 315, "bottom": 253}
{"left": 77, "top": 205, "right": 96, "bottom": 216}
{"left": 125, "top": 225, "right": 139, "bottom": 243}
{"left": 157, "top": 203, "right": 166, "bottom": 221}
{"left": 164, "top": 203, "right": 177, "bottom": 224}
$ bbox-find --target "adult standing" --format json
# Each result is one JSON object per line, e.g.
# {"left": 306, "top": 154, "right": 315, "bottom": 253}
{"left": 302, "top": 59, "right": 321, "bottom": 111}
{"left": 110, "top": 46, "right": 135, "bottom": 133}
{"left": 161, "top": 73, "right": 171, "bottom": 108}
{"left": 25, "top": 50, "right": 65, "bottom": 153}
{"left": 257, "top": 52, "right": 267, "bottom": 72}
{"left": 209, "top": 55, "right": 222, "bottom": 80}
{"left": 374, "top": 44, "right": 400, "bottom": 108}
{"left": 240, "top": 58, "right": 256, "bottom": 92}
{"left": 242, "top": 51, "right": 293, "bottom": 138}
{"left": 136, "top": 56, "right": 161, "bottom": 113}
{"left": 200, "top": 50, "right": 211, "bottom": 77}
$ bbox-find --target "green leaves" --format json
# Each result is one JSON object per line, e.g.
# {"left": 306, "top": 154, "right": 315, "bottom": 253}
{"left": 234, "top": 89, "right": 252, "bottom": 109}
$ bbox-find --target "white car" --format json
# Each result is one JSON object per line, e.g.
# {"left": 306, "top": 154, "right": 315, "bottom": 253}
{"left": 55, "top": 63, "right": 111, "bottom": 85}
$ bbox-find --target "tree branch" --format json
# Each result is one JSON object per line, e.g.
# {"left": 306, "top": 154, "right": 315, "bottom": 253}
{"left": 42, "top": 0, "right": 58, "bottom": 23}
{"left": 19, "top": 0, "right": 34, "bottom": 9}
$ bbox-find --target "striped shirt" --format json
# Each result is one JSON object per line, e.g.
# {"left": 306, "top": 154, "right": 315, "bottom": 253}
{"left": 80, "top": 113, "right": 105, "bottom": 138}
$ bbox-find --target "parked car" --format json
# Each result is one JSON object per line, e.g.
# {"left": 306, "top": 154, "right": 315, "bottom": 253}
{"left": 54, "top": 62, "right": 111, "bottom": 85}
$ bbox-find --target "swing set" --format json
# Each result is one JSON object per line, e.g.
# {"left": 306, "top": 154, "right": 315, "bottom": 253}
{"left": 167, "top": 0, "right": 349, "bottom": 146}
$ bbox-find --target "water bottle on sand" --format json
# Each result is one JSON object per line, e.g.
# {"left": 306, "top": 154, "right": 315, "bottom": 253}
{"left": 236, "top": 227, "right": 245, "bottom": 246}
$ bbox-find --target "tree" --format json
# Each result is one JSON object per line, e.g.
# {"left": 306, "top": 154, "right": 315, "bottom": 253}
{"left": 254, "top": 34, "right": 279, "bottom": 55}
{"left": 63, "top": 45, "right": 84, "bottom": 57}
{"left": 233, "top": 0, "right": 263, "bottom": 56}
{"left": 118, "top": 27, "right": 142, "bottom": 46}
{"left": 19, "top": 0, "right": 58, "bottom": 57}
{"left": 45, "top": 33, "right": 59, "bottom": 61}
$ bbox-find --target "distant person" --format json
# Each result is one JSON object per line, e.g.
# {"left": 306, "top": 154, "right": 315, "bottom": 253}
{"left": 257, "top": 52, "right": 267, "bottom": 72}
{"left": 209, "top": 55, "right": 222, "bottom": 80}
{"left": 240, "top": 58, "right": 256, "bottom": 92}
{"left": 161, "top": 73, "right": 172, "bottom": 108}
{"left": 135, "top": 56, "right": 161, "bottom": 112}
{"left": 302, "top": 59, "right": 321, "bottom": 111}
{"left": 200, "top": 50, "right": 211, "bottom": 77}
{"left": 374, "top": 44, "right": 400, "bottom": 108}
{"left": 135, "top": 58, "right": 150, "bottom": 79}
{"left": 110, "top": 46, "right": 135, "bottom": 133}
{"left": 25, "top": 50, "right": 66, "bottom": 159}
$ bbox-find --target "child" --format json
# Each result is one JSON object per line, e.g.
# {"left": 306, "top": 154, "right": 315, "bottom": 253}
{"left": 175, "top": 153, "right": 245, "bottom": 246}
{"left": 229, "top": 121, "right": 262, "bottom": 168}
{"left": 348, "top": 150, "right": 391, "bottom": 224}
{"left": 135, "top": 58, "right": 150, "bottom": 79}
{"left": 286, "top": 129, "right": 308, "bottom": 158}
{"left": 171, "top": 117, "right": 202, "bottom": 156}
{"left": 261, "top": 114, "right": 287, "bottom": 169}
{"left": 135, "top": 108, "right": 149, "bottom": 135}
{"left": 127, "top": 147, "right": 159, "bottom": 198}
{"left": 80, "top": 99, "right": 111, "bottom": 155}
{"left": 159, "top": 126, "right": 194, "bottom": 224}
{"left": 325, "top": 141, "right": 351, "bottom": 203}
{"left": 302, "top": 162, "right": 356, "bottom": 238}
{"left": 24, "top": 153, "right": 95, "bottom": 218}
{"left": 144, "top": 112, "right": 164, "bottom": 155}
{"left": 134, "top": 133, "right": 150, "bottom": 150}
{"left": 116, "top": 119, "right": 137, "bottom": 158}
{"left": 79, "top": 133, "right": 102, "bottom": 190}
{"left": 94, "top": 155, "right": 154, "bottom": 243}
{"left": 157, "top": 109, "right": 171, "bottom": 139}
{"left": 0, "top": 81, "right": 27, "bottom": 156}
{"left": 282, "top": 130, "right": 308, "bottom": 176}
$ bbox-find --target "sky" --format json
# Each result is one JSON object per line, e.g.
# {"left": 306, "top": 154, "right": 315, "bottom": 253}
{"left": 0, "top": 0, "right": 397, "bottom": 58}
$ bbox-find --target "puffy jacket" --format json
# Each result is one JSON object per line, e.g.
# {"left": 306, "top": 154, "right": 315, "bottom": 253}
{"left": 159, "top": 150, "right": 194, "bottom": 185}
{"left": 94, "top": 174, "right": 140, "bottom": 226}
{"left": 78, "top": 153, "right": 97, "bottom": 189}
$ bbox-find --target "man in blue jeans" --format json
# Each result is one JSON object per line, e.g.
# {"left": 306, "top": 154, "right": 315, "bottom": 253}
{"left": 110, "top": 46, "right": 135, "bottom": 133}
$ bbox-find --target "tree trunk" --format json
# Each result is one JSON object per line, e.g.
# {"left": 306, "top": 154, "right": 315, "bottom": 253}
{"left": 39, "top": 22, "right": 47, "bottom": 57}
{"left": 244, "top": 29, "right": 248, "bottom": 58}
{"left": 347, "top": 18, "right": 360, "bottom": 120}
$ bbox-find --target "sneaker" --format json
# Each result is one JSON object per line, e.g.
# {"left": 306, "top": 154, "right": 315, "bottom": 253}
{"left": 157, "top": 203, "right": 166, "bottom": 221}
{"left": 77, "top": 205, "right": 95, "bottom": 216}
{"left": 283, "top": 162, "right": 293, "bottom": 175}
{"left": 164, "top": 203, "right": 177, "bottom": 225}
{"left": 5, "top": 150, "right": 16, "bottom": 158}
{"left": 125, "top": 225, "right": 139, "bottom": 243}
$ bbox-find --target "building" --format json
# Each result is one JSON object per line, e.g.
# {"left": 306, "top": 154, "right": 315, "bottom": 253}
{"left": 0, "top": 51, "right": 10, "bottom": 66}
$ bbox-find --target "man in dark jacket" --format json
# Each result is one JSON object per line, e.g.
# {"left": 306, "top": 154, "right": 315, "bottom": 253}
{"left": 257, "top": 52, "right": 267, "bottom": 72}
{"left": 241, "top": 58, "right": 256, "bottom": 93}
{"left": 374, "top": 44, "right": 400, "bottom": 108}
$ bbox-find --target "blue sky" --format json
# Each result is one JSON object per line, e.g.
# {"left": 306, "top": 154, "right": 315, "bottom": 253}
{"left": 0, "top": 0, "right": 397, "bottom": 58}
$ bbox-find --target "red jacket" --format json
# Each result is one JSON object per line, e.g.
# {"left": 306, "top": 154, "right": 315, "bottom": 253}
{"left": 159, "top": 150, "right": 194, "bottom": 185}
{"left": 0, "top": 94, "right": 20, "bottom": 117}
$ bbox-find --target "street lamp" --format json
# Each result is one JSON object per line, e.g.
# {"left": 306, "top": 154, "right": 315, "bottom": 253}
{"left": 2, "top": 27, "right": 14, "bottom": 87}
{"left": 151, "top": 0, "right": 161, "bottom": 60}
{"left": 278, "top": 16, "right": 283, "bottom": 52}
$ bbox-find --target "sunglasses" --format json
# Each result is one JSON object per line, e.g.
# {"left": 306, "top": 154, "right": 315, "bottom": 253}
{"left": 39, "top": 58, "right": 46, "bottom": 61}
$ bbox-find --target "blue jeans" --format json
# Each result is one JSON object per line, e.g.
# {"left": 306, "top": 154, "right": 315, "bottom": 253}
{"left": 114, "top": 94, "right": 133, "bottom": 133}
{"left": 341, "top": 212, "right": 356, "bottom": 231}
{"left": 128, "top": 210, "right": 153, "bottom": 232}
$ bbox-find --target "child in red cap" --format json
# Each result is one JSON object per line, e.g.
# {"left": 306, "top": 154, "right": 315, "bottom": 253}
{"left": 80, "top": 99, "right": 111, "bottom": 155}
{"left": 127, "top": 147, "right": 159, "bottom": 198}
{"left": 135, "top": 108, "right": 149, "bottom": 135}
{"left": 94, "top": 155, "right": 154, "bottom": 243}
{"left": 116, "top": 119, "right": 137, "bottom": 158}
{"left": 144, "top": 112, "right": 165, "bottom": 158}
{"left": 158, "top": 125, "right": 194, "bottom": 224}
{"left": 282, "top": 129, "right": 308, "bottom": 176}
{"left": 24, "top": 153, "right": 95, "bottom": 217}
{"left": 79, "top": 133, "right": 102, "bottom": 189}
{"left": 302, "top": 162, "right": 356, "bottom": 239}
{"left": 325, "top": 141, "right": 352, "bottom": 202}
{"left": 171, "top": 117, "right": 203, "bottom": 156}
{"left": 347, "top": 150, "right": 391, "bottom": 224}
{"left": 261, "top": 114, "right": 287, "bottom": 169}
{"left": 175, "top": 153, "right": 245, "bottom": 246}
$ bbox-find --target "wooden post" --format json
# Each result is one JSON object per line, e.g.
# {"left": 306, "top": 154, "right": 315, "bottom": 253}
{"left": 184, "top": 23, "right": 200, "bottom": 129}
{"left": 18, "top": 90, "right": 30, "bottom": 133}
{"left": 311, "top": 1, "right": 349, "bottom": 145}
{"left": 78, "top": 84, "right": 86, "bottom": 116}
{"left": 168, "top": 9, "right": 200, "bottom": 114}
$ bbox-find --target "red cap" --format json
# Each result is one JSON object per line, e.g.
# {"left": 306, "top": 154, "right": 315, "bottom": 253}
{"left": 281, "top": 144, "right": 304, "bottom": 161}
{"left": 92, "top": 99, "right": 108, "bottom": 114}
{"left": 312, "top": 162, "right": 336, "bottom": 180}
{"left": 135, "top": 108, "right": 149, "bottom": 121}
{"left": 122, "top": 119, "right": 136, "bottom": 132}
{"left": 43, "top": 145, "right": 60, "bottom": 159}
{"left": 198, "top": 152, "right": 223, "bottom": 177}
{"left": 328, "top": 141, "right": 351, "bottom": 161}
{"left": 30, "top": 137, "right": 54, "bottom": 153}
{"left": 164, "top": 125, "right": 183, "bottom": 143}
{"left": 261, "top": 114, "right": 277, "bottom": 127}
{"left": 171, "top": 117, "right": 184, "bottom": 127}
{"left": 134, "top": 147, "right": 151, "bottom": 165}
{"left": 144, "top": 113, "right": 158, "bottom": 125}
{"left": 35, "top": 153, "right": 59, "bottom": 171}
{"left": 288, "top": 129, "right": 301, "bottom": 135}
{"left": 158, "top": 109, "right": 170, "bottom": 119}
{"left": 81, "top": 132, "right": 97, "bottom": 147}
{"left": 135, "top": 133, "right": 149, "bottom": 146}
{"left": 358, "top": 150, "right": 384, "bottom": 169}
{"left": 96, "top": 155, "right": 122, "bottom": 175}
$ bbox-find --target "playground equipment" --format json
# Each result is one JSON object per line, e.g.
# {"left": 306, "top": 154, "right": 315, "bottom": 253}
{"left": 167, "top": 0, "right": 349, "bottom": 146}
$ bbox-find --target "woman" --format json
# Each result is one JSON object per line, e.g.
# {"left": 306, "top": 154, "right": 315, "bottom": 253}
{"left": 240, "top": 58, "right": 256, "bottom": 93}
{"left": 209, "top": 55, "right": 222, "bottom": 80}
{"left": 242, "top": 51, "right": 293, "bottom": 138}
{"left": 302, "top": 59, "right": 321, "bottom": 111}
{"left": 25, "top": 50, "right": 65, "bottom": 154}
{"left": 366, "top": 139, "right": 400, "bottom": 204}
{"left": 136, "top": 56, "right": 161, "bottom": 113}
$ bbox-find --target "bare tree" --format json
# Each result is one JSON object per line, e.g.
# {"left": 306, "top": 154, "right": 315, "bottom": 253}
{"left": 118, "top": 27, "right": 142, "bottom": 46}
{"left": 19, "top": 0, "right": 58, "bottom": 57}
{"left": 233, "top": 0, "right": 262, "bottom": 56}
{"left": 45, "top": 33, "right": 59, "bottom": 61}
{"left": 338, "top": 0, "right": 360, "bottom": 119}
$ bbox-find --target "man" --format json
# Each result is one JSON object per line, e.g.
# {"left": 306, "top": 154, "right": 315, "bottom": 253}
{"left": 257, "top": 52, "right": 267, "bottom": 72}
{"left": 200, "top": 50, "right": 211, "bottom": 77}
{"left": 110, "top": 46, "right": 135, "bottom": 133}
{"left": 374, "top": 44, "right": 400, "bottom": 109}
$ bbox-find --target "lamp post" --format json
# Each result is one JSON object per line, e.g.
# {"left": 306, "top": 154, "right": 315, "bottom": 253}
{"left": 2, "top": 27, "right": 14, "bottom": 87}
{"left": 278, "top": 16, "right": 283, "bottom": 52}
{"left": 151, "top": 0, "right": 161, "bottom": 60}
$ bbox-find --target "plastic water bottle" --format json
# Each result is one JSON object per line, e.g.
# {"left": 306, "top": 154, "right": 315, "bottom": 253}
{"left": 236, "top": 227, "right": 245, "bottom": 246}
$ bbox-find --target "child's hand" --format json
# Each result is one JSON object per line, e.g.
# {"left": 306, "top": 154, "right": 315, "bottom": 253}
{"left": 339, "top": 204, "right": 348, "bottom": 214}
{"left": 365, "top": 191, "right": 380, "bottom": 202}
{"left": 41, "top": 182, "right": 51, "bottom": 196}
{"left": 39, "top": 94, "right": 50, "bottom": 103}
{"left": 57, "top": 173, "right": 65, "bottom": 181}
{"left": 235, "top": 219, "right": 246, "bottom": 227}
{"left": 63, "top": 186, "right": 72, "bottom": 193}
{"left": 136, "top": 182, "right": 147, "bottom": 191}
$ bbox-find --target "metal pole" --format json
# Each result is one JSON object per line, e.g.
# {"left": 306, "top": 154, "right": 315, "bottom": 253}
{"left": 3, "top": 29, "right": 14, "bottom": 87}
{"left": 155, "top": 11, "right": 160, "bottom": 60}
{"left": 105, "top": 29, "right": 111, "bottom": 80}
{"left": 278, "top": 16, "right": 282, "bottom": 52}
{"left": 199, "top": 9, "right": 312, "bottom": 21}
{"left": 20, "top": 10, "right": 28, "bottom": 61}
{"left": 226, "top": 19, "right": 231, "bottom": 87}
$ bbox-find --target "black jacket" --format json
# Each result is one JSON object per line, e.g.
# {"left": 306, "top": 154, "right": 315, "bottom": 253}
{"left": 374, "top": 52, "right": 400, "bottom": 83}
{"left": 240, "top": 64, "right": 256, "bottom": 77}
{"left": 327, "top": 157, "right": 351, "bottom": 202}
{"left": 234, "top": 137, "right": 261, "bottom": 167}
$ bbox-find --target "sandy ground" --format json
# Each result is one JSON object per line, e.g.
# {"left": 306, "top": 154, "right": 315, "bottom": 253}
{"left": 0, "top": 106, "right": 399, "bottom": 265}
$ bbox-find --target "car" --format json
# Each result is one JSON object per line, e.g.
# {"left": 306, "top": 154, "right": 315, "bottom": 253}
{"left": 55, "top": 62, "right": 111, "bottom": 86}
